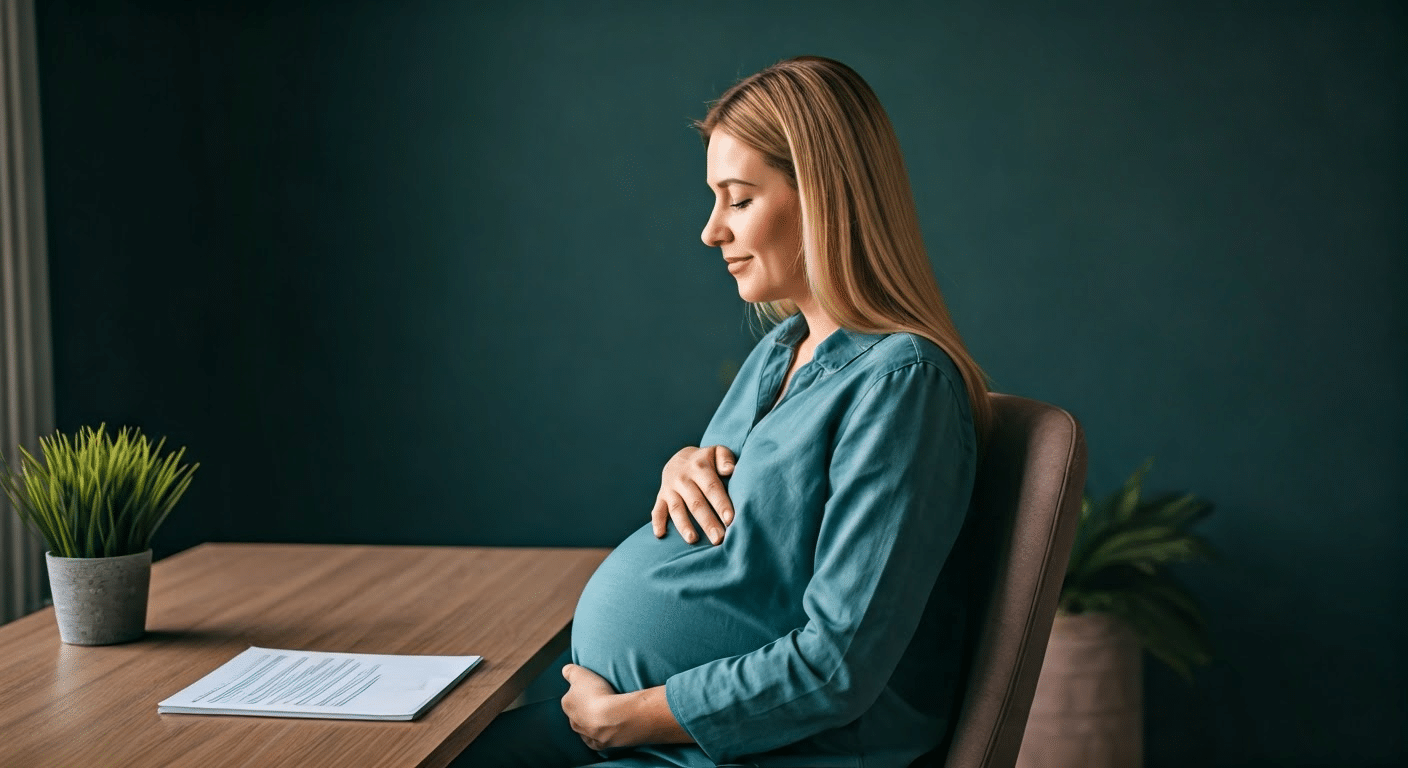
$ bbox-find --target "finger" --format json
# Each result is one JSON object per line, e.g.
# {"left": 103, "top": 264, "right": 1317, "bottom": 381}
{"left": 679, "top": 480, "right": 726, "bottom": 545}
{"left": 562, "top": 664, "right": 577, "bottom": 682}
{"left": 713, "top": 445, "right": 736, "bottom": 476}
{"left": 650, "top": 497, "right": 668, "bottom": 538}
{"left": 665, "top": 494, "right": 700, "bottom": 544}
{"left": 698, "top": 473, "right": 735, "bottom": 527}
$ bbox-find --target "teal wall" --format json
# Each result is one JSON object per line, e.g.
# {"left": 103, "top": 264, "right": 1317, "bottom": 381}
{"left": 36, "top": 1, "right": 1405, "bottom": 766}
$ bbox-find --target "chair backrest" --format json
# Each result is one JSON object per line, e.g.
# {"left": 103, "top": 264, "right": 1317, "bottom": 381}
{"left": 938, "top": 393, "right": 1087, "bottom": 768}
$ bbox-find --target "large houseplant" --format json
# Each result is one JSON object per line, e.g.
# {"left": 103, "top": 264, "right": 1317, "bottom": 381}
{"left": 1017, "top": 459, "right": 1214, "bottom": 768}
{"left": 0, "top": 425, "right": 197, "bottom": 644}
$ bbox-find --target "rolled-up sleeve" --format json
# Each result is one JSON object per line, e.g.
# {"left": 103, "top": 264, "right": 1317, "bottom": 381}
{"left": 663, "top": 360, "right": 977, "bottom": 762}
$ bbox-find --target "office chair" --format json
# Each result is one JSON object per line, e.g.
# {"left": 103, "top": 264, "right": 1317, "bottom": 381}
{"left": 913, "top": 393, "right": 1088, "bottom": 768}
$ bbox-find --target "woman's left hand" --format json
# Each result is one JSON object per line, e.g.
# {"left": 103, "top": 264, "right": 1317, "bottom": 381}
{"left": 561, "top": 663, "right": 630, "bottom": 750}
{"left": 561, "top": 664, "right": 695, "bottom": 750}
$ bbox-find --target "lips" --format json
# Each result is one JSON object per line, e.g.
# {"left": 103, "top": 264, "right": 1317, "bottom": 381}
{"left": 725, "top": 256, "right": 752, "bottom": 274}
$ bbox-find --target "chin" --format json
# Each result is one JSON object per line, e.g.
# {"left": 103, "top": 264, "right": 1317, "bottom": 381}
{"left": 735, "top": 286, "right": 773, "bottom": 304}
{"left": 732, "top": 278, "right": 775, "bottom": 305}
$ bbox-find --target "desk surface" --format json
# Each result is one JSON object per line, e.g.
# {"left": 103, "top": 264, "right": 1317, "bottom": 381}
{"left": 0, "top": 543, "right": 610, "bottom": 768}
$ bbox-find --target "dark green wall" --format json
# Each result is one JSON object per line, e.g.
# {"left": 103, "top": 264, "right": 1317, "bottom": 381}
{"left": 36, "top": 1, "right": 1405, "bottom": 766}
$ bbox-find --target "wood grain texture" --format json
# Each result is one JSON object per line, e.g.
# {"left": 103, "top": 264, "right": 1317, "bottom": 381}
{"left": 0, "top": 543, "right": 610, "bottom": 768}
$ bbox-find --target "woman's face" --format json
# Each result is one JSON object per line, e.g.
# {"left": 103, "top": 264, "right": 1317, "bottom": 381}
{"left": 700, "top": 130, "right": 808, "bottom": 306}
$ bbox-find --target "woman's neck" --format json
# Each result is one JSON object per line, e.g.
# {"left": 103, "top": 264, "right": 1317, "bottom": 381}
{"left": 792, "top": 296, "right": 839, "bottom": 352}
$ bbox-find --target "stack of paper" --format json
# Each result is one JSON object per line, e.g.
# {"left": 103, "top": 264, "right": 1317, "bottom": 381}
{"left": 158, "top": 646, "right": 482, "bottom": 721}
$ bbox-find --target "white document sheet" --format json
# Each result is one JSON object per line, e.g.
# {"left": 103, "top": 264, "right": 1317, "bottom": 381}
{"left": 158, "top": 646, "right": 483, "bottom": 721}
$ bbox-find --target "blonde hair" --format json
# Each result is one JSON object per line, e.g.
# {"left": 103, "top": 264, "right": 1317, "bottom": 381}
{"left": 696, "top": 56, "right": 992, "bottom": 439}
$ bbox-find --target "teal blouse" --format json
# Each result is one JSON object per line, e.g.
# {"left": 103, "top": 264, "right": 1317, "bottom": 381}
{"left": 571, "top": 313, "right": 978, "bottom": 768}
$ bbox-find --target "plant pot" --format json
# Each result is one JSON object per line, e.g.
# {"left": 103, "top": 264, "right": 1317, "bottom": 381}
{"left": 1016, "top": 612, "right": 1142, "bottom": 768}
{"left": 45, "top": 550, "right": 152, "bottom": 645}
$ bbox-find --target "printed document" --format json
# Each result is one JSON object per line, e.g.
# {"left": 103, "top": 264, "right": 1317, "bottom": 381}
{"left": 158, "top": 646, "right": 482, "bottom": 721}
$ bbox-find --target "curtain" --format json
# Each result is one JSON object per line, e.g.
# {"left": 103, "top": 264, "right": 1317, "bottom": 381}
{"left": 0, "top": 0, "right": 52, "bottom": 625}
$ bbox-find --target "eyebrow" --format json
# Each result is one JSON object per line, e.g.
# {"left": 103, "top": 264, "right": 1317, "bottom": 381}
{"left": 711, "top": 177, "right": 758, "bottom": 190}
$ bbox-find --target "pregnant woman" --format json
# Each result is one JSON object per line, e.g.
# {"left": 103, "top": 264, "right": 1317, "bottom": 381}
{"left": 457, "top": 56, "right": 991, "bottom": 768}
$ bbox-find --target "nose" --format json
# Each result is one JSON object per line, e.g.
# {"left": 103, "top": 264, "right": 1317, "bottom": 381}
{"left": 701, "top": 202, "right": 731, "bottom": 248}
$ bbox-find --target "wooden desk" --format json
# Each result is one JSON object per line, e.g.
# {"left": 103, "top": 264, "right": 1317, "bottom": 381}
{"left": 0, "top": 543, "right": 610, "bottom": 768}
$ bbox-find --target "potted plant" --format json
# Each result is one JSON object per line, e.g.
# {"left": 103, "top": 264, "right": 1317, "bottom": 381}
{"left": 0, "top": 425, "right": 197, "bottom": 645}
{"left": 1016, "top": 459, "right": 1215, "bottom": 768}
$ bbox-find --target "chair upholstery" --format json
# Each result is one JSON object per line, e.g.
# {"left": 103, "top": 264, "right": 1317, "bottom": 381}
{"left": 914, "top": 393, "right": 1087, "bottom": 768}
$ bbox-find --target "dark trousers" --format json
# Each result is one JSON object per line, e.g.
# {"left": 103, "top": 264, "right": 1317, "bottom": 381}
{"left": 451, "top": 699, "right": 603, "bottom": 768}
{"left": 451, "top": 698, "right": 758, "bottom": 768}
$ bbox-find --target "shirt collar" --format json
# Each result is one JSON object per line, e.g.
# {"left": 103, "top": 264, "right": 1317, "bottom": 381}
{"left": 772, "top": 313, "right": 889, "bottom": 373}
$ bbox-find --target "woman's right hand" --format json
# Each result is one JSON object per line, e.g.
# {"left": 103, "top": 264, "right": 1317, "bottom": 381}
{"left": 651, "top": 445, "right": 736, "bottom": 545}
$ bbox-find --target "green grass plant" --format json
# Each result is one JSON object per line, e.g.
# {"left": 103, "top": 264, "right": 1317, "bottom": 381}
{"left": 1060, "top": 459, "right": 1216, "bottom": 681}
{"left": 0, "top": 425, "right": 197, "bottom": 558}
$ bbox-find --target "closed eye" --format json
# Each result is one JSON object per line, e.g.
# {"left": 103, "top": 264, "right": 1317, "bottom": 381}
{"left": 730, "top": 199, "right": 753, "bottom": 210}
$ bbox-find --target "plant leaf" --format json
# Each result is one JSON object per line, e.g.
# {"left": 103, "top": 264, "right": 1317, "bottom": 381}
{"left": 1062, "top": 458, "right": 1216, "bottom": 680}
{"left": 0, "top": 425, "right": 196, "bottom": 558}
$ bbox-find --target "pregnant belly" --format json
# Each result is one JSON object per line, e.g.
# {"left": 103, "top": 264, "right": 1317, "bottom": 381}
{"left": 571, "top": 524, "right": 802, "bottom": 693}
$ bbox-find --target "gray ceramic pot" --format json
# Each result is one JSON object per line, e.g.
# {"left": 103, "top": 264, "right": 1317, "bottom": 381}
{"left": 45, "top": 550, "right": 152, "bottom": 645}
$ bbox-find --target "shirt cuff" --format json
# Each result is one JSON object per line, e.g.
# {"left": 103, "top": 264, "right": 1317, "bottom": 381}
{"left": 665, "top": 670, "right": 732, "bottom": 763}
